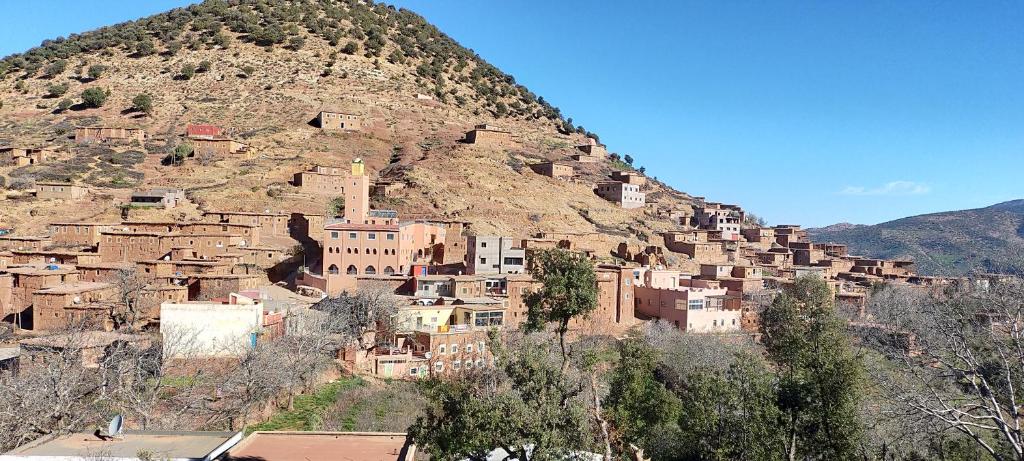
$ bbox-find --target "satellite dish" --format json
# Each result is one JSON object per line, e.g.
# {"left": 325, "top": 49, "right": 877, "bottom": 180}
{"left": 107, "top": 414, "right": 123, "bottom": 437}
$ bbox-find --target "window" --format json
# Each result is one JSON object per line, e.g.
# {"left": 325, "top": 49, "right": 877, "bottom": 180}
{"left": 439, "top": 344, "right": 446, "bottom": 354}
{"left": 481, "top": 241, "right": 487, "bottom": 248}
{"left": 328, "top": 264, "right": 339, "bottom": 275}
{"left": 479, "top": 257, "right": 487, "bottom": 264}
{"left": 474, "top": 311, "right": 504, "bottom": 327}
{"left": 478, "top": 341, "right": 486, "bottom": 353}
{"left": 409, "top": 368, "right": 418, "bottom": 376}
{"left": 348, "top": 232, "right": 357, "bottom": 239}
{"left": 365, "top": 266, "right": 376, "bottom": 275}
{"left": 368, "top": 233, "right": 376, "bottom": 240}
{"left": 386, "top": 233, "right": 395, "bottom": 240}
{"left": 453, "top": 360, "right": 461, "bottom": 370}
{"left": 384, "top": 266, "right": 395, "bottom": 275}
{"left": 465, "top": 344, "right": 473, "bottom": 353}
{"left": 346, "top": 265, "right": 358, "bottom": 275}
{"left": 331, "top": 232, "right": 339, "bottom": 239}
{"left": 688, "top": 299, "right": 704, "bottom": 310}
{"left": 476, "top": 359, "right": 485, "bottom": 367}
{"left": 451, "top": 344, "right": 459, "bottom": 354}
{"left": 435, "top": 362, "right": 443, "bottom": 371}
{"left": 465, "top": 361, "right": 473, "bottom": 369}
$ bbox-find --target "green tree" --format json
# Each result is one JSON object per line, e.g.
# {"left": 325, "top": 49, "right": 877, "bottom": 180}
{"left": 409, "top": 334, "right": 591, "bottom": 461}
{"left": 131, "top": 93, "right": 153, "bottom": 116}
{"left": 760, "top": 276, "right": 863, "bottom": 461}
{"left": 179, "top": 64, "right": 195, "bottom": 80}
{"left": 604, "top": 340, "right": 680, "bottom": 453}
{"left": 196, "top": 60, "right": 212, "bottom": 73}
{"left": 623, "top": 154, "right": 634, "bottom": 166}
{"left": 57, "top": 98, "right": 72, "bottom": 112}
{"left": 81, "top": 87, "right": 107, "bottom": 108}
{"left": 328, "top": 197, "right": 346, "bottom": 217}
{"left": 524, "top": 249, "right": 598, "bottom": 368}
{"left": 341, "top": 41, "right": 358, "bottom": 55}
{"left": 87, "top": 64, "right": 106, "bottom": 79}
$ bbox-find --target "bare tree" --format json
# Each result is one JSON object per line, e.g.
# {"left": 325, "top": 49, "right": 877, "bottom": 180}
{"left": 863, "top": 278, "right": 1024, "bottom": 460}
{"left": 110, "top": 268, "right": 147, "bottom": 332}
{"left": 312, "top": 283, "right": 402, "bottom": 357}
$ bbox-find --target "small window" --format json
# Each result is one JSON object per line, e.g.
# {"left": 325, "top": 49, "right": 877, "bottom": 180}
{"left": 349, "top": 232, "right": 357, "bottom": 239}
{"left": 439, "top": 344, "right": 446, "bottom": 354}
{"left": 453, "top": 360, "right": 461, "bottom": 370}
{"left": 451, "top": 344, "right": 459, "bottom": 354}
{"left": 465, "top": 344, "right": 473, "bottom": 353}
{"left": 435, "top": 362, "right": 444, "bottom": 371}
{"left": 465, "top": 361, "right": 474, "bottom": 369}
{"left": 331, "top": 232, "right": 339, "bottom": 239}
{"left": 368, "top": 233, "right": 376, "bottom": 240}
{"left": 386, "top": 233, "right": 395, "bottom": 240}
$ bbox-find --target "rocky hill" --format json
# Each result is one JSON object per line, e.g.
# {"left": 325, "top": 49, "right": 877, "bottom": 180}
{"left": 808, "top": 200, "right": 1024, "bottom": 276}
{"left": 0, "top": 0, "right": 694, "bottom": 260}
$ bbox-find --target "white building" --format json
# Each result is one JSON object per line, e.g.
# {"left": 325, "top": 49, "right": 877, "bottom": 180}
{"left": 160, "top": 293, "right": 263, "bottom": 358}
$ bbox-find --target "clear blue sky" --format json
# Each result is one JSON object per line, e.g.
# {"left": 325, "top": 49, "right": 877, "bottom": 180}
{"left": 3, "top": 1, "right": 1022, "bottom": 226}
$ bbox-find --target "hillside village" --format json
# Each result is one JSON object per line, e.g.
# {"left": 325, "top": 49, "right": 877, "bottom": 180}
{"left": 0, "top": 1, "right": 1015, "bottom": 459}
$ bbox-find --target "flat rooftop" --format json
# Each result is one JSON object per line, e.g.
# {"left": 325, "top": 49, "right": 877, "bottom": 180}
{"left": 0, "top": 431, "right": 241, "bottom": 461}
{"left": 226, "top": 431, "right": 413, "bottom": 461}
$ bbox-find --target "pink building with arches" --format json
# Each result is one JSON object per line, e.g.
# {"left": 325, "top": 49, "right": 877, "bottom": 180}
{"left": 322, "top": 160, "right": 444, "bottom": 295}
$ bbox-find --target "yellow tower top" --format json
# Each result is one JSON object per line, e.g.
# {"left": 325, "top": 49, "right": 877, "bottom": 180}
{"left": 351, "top": 158, "right": 365, "bottom": 176}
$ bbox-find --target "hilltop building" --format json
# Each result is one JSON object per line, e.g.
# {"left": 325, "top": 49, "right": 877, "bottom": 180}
{"left": 530, "top": 161, "right": 574, "bottom": 180}
{"left": 596, "top": 181, "right": 646, "bottom": 209}
{"left": 129, "top": 188, "right": 185, "bottom": 209}
{"left": 34, "top": 182, "right": 87, "bottom": 200}
{"left": 0, "top": 147, "right": 53, "bottom": 166}
{"left": 465, "top": 236, "right": 525, "bottom": 275}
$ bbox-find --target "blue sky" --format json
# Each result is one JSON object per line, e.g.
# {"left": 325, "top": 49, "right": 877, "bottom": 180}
{"left": 3, "top": 1, "right": 1022, "bottom": 226}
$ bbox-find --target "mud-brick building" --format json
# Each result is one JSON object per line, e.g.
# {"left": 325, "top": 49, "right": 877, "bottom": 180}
{"left": 74, "top": 126, "right": 146, "bottom": 144}
{"left": 465, "top": 124, "right": 511, "bottom": 147}
{"left": 530, "top": 161, "right": 574, "bottom": 180}
{"left": 0, "top": 147, "right": 53, "bottom": 166}
{"left": 35, "top": 182, "right": 88, "bottom": 200}
{"left": 31, "top": 281, "right": 117, "bottom": 331}
{"left": 317, "top": 110, "right": 362, "bottom": 131}
{"left": 595, "top": 181, "right": 646, "bottom": 209}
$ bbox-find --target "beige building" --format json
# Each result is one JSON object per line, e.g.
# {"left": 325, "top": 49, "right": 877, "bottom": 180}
{"left": 49, "top": 222, "right": 117, "bottom": 247}
{"left": 465, "top": 124, "right": 511, "bottom": 146}
{"left": 294, "top": 164, "right": 349, "bottom": 195}
{"left": 530, "top": 161, "right": 574, "bottom": 180}
{"left": 130, "top": 188, "right": 186, "bottom": 209}
{"left": 74, "top": 126, "right": 146, "bottom": 144}
{"left": 595, "top": 181, "right": 646, "bottom": 209}
{"left": 318, "top": 110, "right": 362, "bottom": 131}
{"left": 35, "top": 182, "right": 88, "bottom": 200}
{"left": 190, "top": 137, "right": 250, "bottom": 157}
{"left": 0, "top": 147, "right": 53, "bottom": 166}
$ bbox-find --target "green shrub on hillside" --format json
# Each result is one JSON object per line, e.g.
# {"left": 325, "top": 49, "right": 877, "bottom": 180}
{"left": 81, "top": 87, "right": 106, "bottom": 108}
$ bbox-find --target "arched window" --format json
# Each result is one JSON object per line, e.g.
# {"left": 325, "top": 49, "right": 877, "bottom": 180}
{"left": 365, "top": 266, "right": 377, "bottom": 275}
{"left": 328, "top": 247, "right": 334, "bottom": 254}
{"left": 328, "top": 264, "right": 339, "bottom": 275}
{"left": 384, "top": 266, "right": 395, "bottom": 275}
{"left": 346, "top": 265, "right": 358, "bottom": 275}
{"left": 346, "top": 247, "right": 351, "bottom": 254}
{"left": 372, "top": 249, "right": 377, "bottom": 255}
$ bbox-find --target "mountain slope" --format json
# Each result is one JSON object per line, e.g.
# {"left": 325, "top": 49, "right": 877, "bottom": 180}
{"left": 808, "top": 200, "right": 1024, "bottom": 276}
{"left": 0, "top": 0, "right": 692, "bottom": 261}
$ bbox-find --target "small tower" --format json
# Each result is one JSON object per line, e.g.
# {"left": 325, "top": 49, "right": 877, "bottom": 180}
{"left": 344, "top": 158, "right": 370, "bottom": 223}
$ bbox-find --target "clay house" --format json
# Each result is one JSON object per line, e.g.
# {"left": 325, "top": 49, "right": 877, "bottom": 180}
{"left": 317, "top": 110, "right": 362, "bottom": 131}
{"left": 851, "top": 259, "right": 916, "bottom": 279}
{"left": 464, "top": 124, "right": 511, "bottom": 146}
{"left": 663, "top": 233, "right": 725, "bottom": 263}
{"left": 11, "top": 249, "right": 101, "bottom": 266}
{"left": 160, "top": 292, "right": 266, "bottom": 358}
{"left": 129, "top": 188, "right": 185, "bottom": 209}
{"left": 205, "top": 210, "right": 290, "bottom": 237}
{"left": 575, "top": 137, "right": 607, "bottom": 158}
{"left": 97, "top": 230, "right": 165, "bottom": 262}
{"left": 610, "top": 171, "right": 646, "bottom": 185}
{"left": 0, "top": 147, "right": 53, "bottom": 166}
{"left": 291, "top": 212, "right": 325, "bottom": 243}
{"left": 48, "top": 222, "right": 117, "bottom": 247}
{"left": 816, "top": 242, "right": 849, "bottom": 257}
{"left": 465, "top": 236, "right": 526, "bottom": 275}
{"left": 580, "top": 265, "right": 637, "bottom": 335}
{"left": 2, "top": 266, "right": 79, "bottom": 324}
{"left": 190, "top": 137, "right": 251, "bottom": 157}
{"left": 188, "top": 274, "right": 262, "bottom": 301}
{"left": 75, "top": 262, "right": 133, "bottom": 283}
{"left": 595, "top": 181, "right": 646, "bottom": 209}
{"left": 741, "top": 227, "right": 776, "bottom": 249}
{"left": 74, "top": 126, "right": 146, "bottom": 144}
{"left": 35, "top": 181, "right": 88, "bottom": 200}
{"left": 790, "top": 241, "right": 827, "bottom": 266}
{"left": 0, "top": 235, "right": 51, "bottom": 252}
{"left": 31, "top": 281, "right": 117, "bottom": 331}
{"left": 530, "top": 161, "right": 574, "bottom": 180}
{"left": 371, "top": 180, "right": 406, "bottom": 198}
{"left": 294, "top": 164, "right": 349, "bottom": 195}
{"left": 694, "top": 203, "right": 743, "bottom": 241}
{"left": 185, "top": 123, "right": 224, "bottom": 139}
{"left": 774, "top": 225, "right": 809, "bottom": 247}
{"left": 18, "top": 331, "right": 151, "bottom": 369}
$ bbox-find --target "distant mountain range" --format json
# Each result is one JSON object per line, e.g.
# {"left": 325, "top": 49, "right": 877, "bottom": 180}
{"left": 808, "top": 200, "right": 1024, "bottom": 276}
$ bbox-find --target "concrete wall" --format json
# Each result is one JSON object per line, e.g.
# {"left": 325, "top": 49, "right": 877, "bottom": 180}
{"left": 160, "top": 299, "right": 263, "bottom": 358}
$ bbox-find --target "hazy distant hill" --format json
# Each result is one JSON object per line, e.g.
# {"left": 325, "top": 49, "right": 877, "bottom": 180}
{"left": 808, "top": 200, "right": 1024, "bottom": 276}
